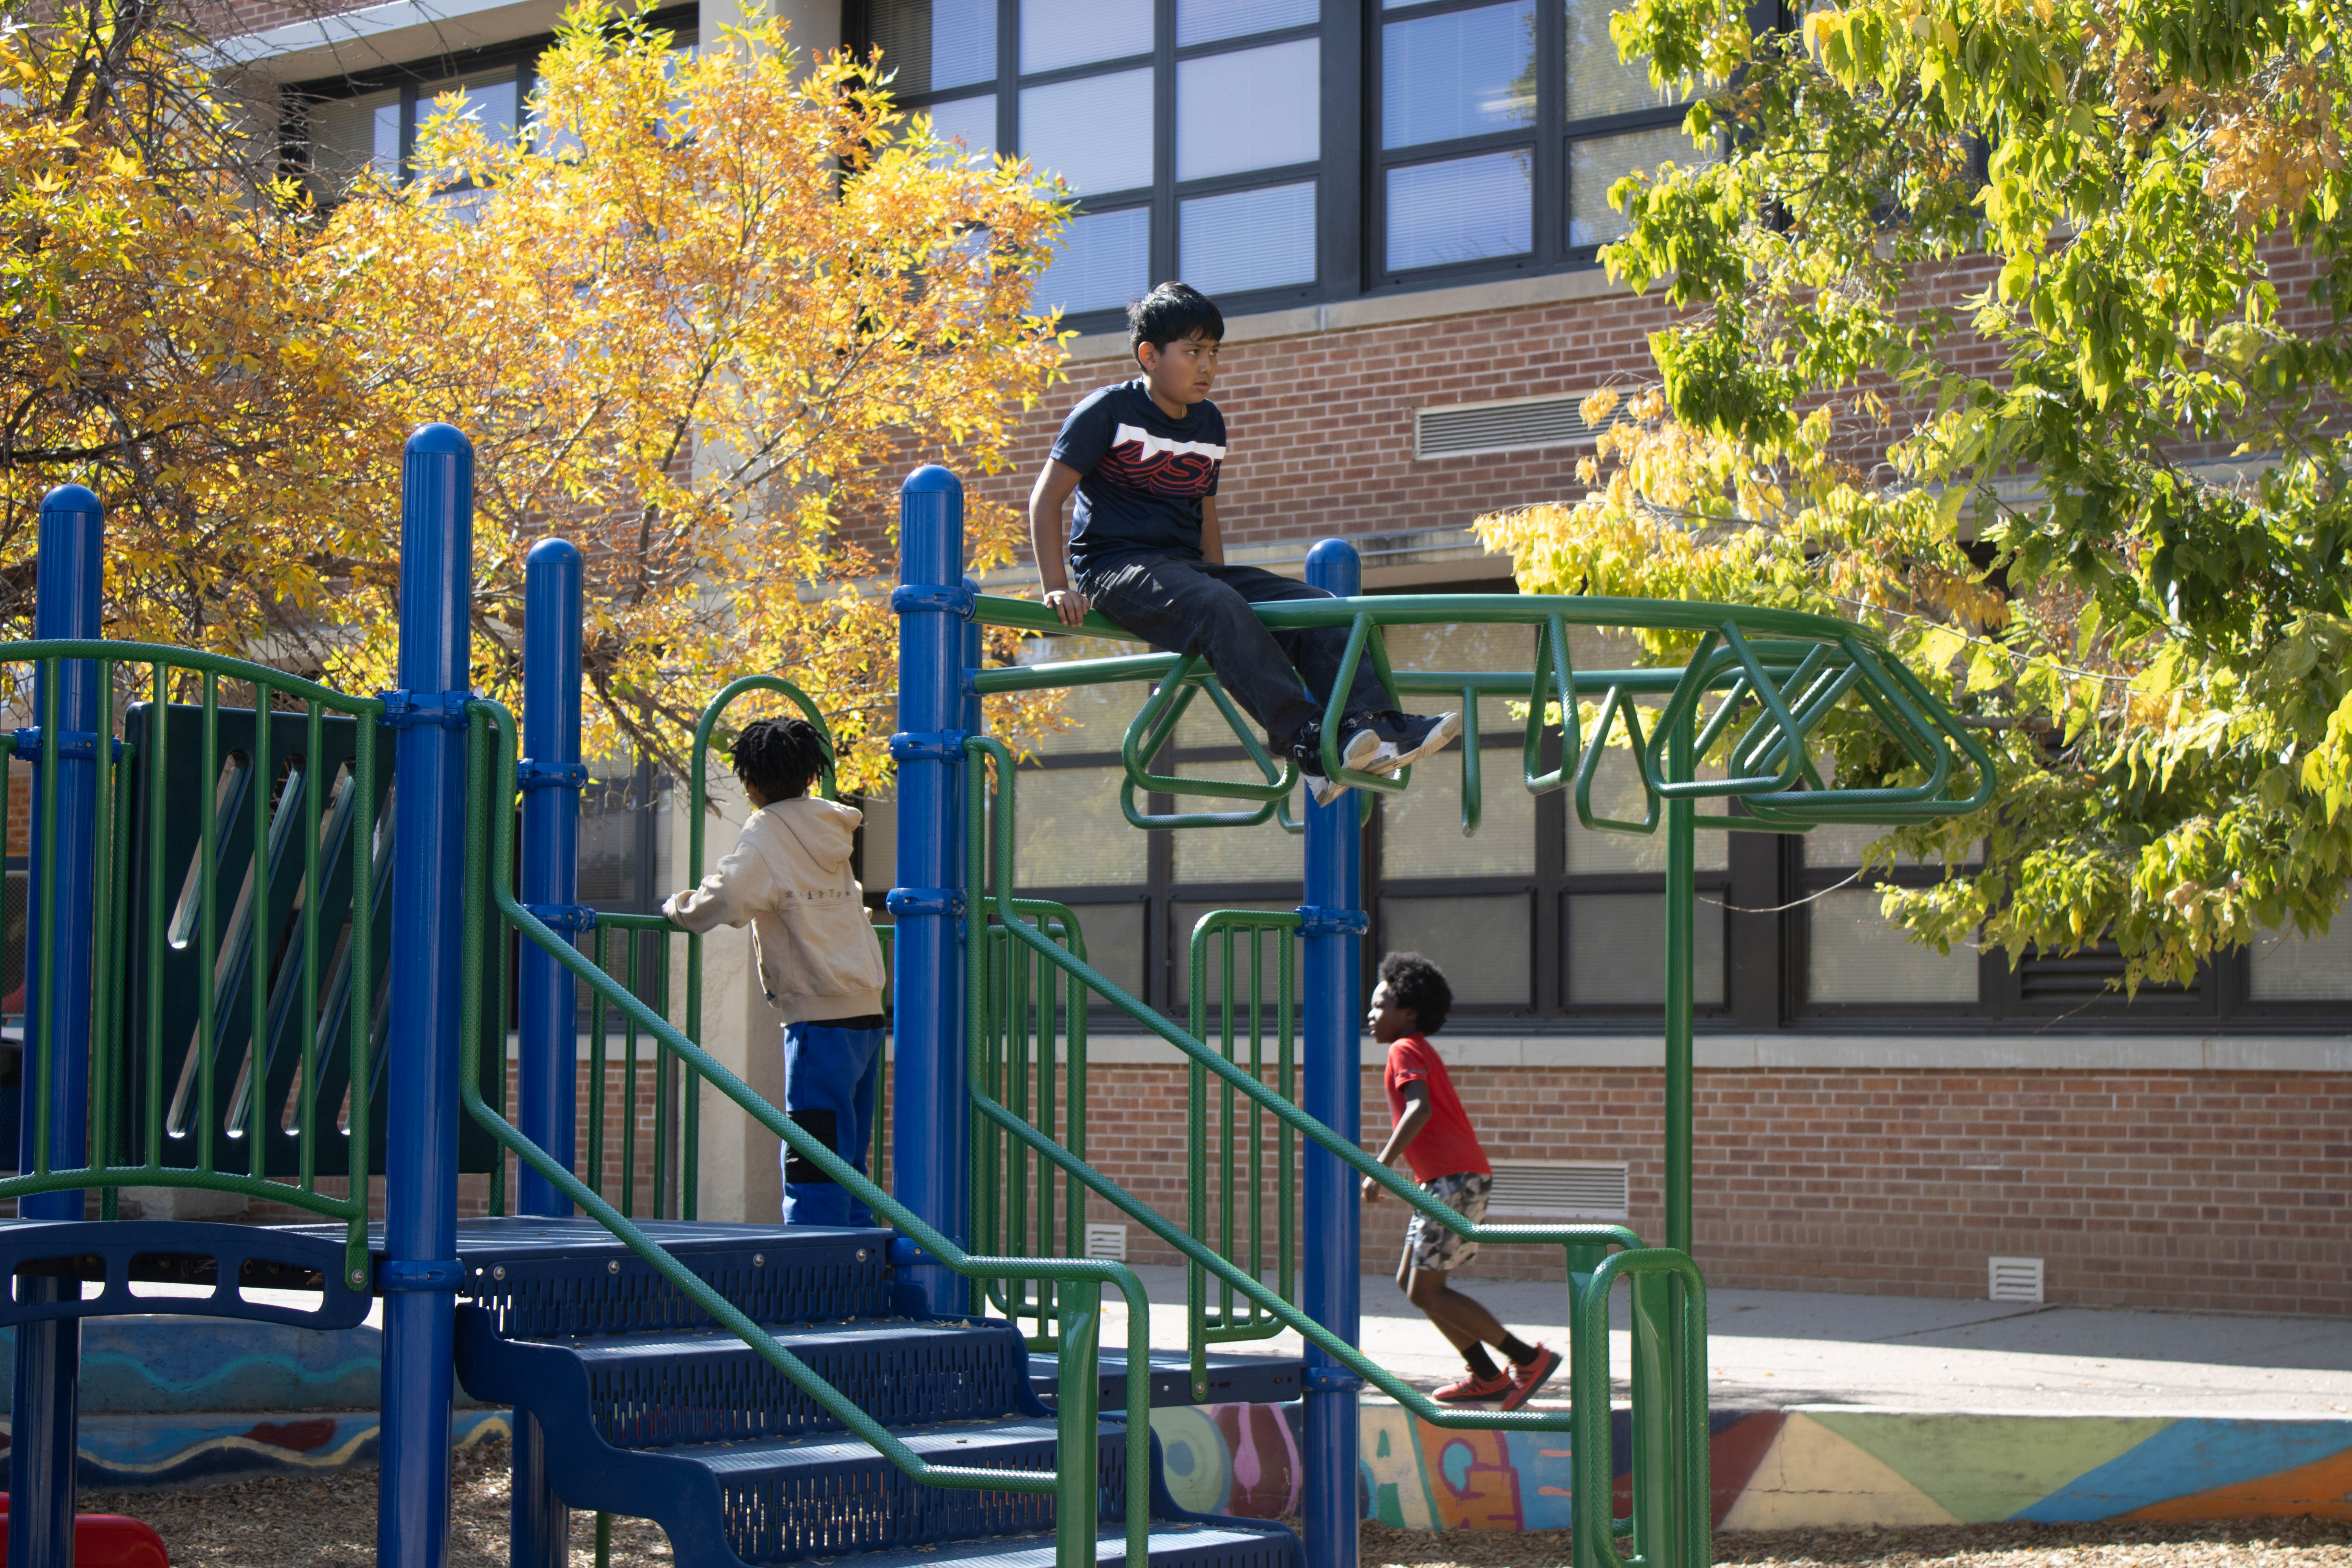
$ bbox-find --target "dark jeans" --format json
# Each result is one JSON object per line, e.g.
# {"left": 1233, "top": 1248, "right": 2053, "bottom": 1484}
{"left": 780, "top": 1020, "right": 886, "bottom": 1226}
{"left": 1077, "top": 553, "right": 1389, "bottom": 753}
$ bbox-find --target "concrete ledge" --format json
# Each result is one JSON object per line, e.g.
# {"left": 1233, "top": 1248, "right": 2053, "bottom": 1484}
{"left": 1080, "top": 1033, "right": 2352, "bottom": 1073}
{"left": 1150, "top": 1399, "right": 2352, "bottom": 1531}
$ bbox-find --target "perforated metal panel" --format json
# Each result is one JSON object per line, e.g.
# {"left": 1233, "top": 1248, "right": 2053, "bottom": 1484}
{"left": 710, "top": 1418, "right": 1129, "bottom": 1563}
{"left": 572, "top": 1320, "right": 1035, "bottom": 1449}
{"left": 462, "top": 1239, "right": 889, "bottom": 1338}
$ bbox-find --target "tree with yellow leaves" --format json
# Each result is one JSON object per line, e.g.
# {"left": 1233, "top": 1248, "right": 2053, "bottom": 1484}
{"left": 314, "top": 6, "right": 1070, "bottom": 787}
{"left": 0, "top": 0, "right": 389, "bottom": 646}
{"left": 1478, "top": 0, "right": 2352, "bottom": 990}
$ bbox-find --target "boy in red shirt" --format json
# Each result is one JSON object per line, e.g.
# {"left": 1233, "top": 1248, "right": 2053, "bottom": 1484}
{"left": 1361, "top": 951, "right": 1561, "bottom": 1407}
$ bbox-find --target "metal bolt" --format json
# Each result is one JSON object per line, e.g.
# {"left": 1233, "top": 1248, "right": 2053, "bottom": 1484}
{"left": 608, "top": 1260, "right": 620, "bottom": 1274}
{"left": 492, "top": 1265, "right": 506, "bottom": 1281}
{"left": 855, "top": 1249, "right": 868, "bottom": 1263}
{"left": 753, "top": 1254, "right": 765, "bottom": 1267}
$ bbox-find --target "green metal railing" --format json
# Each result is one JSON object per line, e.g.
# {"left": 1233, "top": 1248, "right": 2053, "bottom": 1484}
{"left": 973, "top": 593, "right": 1997, "bottom": 837}
{"left": 973, "top": 899, "right": 1091, "bottom": 1344}
{"left": 1186, "top": 911, "right": 1297, "bottom": 1383}
{"left": 963, "top": 733, "right": 1712, "bottom": 1568}
{"left": 0, "top": 641, "right": 382, "bottom": 1294}
{"left": 459, "top": 697, "right": 1154, "bottom": 1568}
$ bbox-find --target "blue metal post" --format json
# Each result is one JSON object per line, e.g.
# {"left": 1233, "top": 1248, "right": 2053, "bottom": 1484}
{"left": 888, "top": 466, "right": 969, "bottom": 1316}
{"left": 1300, "top": 538, "right": 1364, "bottom": 1568}
{"left": 512, "top": 536, "right": 582, "bottom": 1567}
{"left": 11, "top": 484, "right": 104, "bottom": 1568}
{"left": 380, "top": 424, "right": 474, "bottom": 1568}
{"left": 517, "top": 537, "right": 582, "bottom": 1215}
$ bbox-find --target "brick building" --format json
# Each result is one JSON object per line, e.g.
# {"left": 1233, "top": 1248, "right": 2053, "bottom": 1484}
{"left": 199, "top": 0, "right": 2351, "bottom": 1314}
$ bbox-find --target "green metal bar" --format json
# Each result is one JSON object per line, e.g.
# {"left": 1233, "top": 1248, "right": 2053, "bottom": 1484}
{"left": 93, "top": 664, "right": 121, "bottom": 1218}
{"left": 621, "top": 929, "right": 639, "bottom": 1219}
{"left": 587, "top": 923, "right": 609, "bottom": 1202}
{"left": 145, "top": 666, "right": 166, "bottom": 1170}
{"left": 345, "top": 694, "right": 378, "bottom": 1285}
{"left": 301, "top": 700, "right": 323, "bottom": 1193}
{"left": 32, "top": 660, "right": 58, "bottom": 1180}
{"left": 1665, "top": 708, "right": 1695, "bottom": 1258}
{"left": 970, "top": 589, "right": 1895, "bottom": 648}
{"left": 197, "top": 669, "right": 218, "bottom": 1171}
{"left": 249, "top": 674, "right": 270, "bottom": 1179}
{"left": 1053, "top": 1277, "right": 1100, "bottom": 1568}
{"left": 655, "top": 929, "right": 672, "bottom": 1218}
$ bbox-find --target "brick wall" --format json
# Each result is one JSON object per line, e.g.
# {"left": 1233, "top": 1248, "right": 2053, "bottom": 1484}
{"left": 1033, "top": 1062, "right": 2350, "bottom": 1317}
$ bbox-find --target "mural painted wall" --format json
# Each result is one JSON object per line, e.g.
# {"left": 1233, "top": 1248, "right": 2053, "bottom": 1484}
{"left": 1150, "top": 1402, "right": 2352, "bottom": 1532}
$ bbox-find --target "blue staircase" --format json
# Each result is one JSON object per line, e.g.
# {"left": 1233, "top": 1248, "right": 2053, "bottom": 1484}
{"left": 443, "top": 1219, "right": 1302, "bottom": 1568}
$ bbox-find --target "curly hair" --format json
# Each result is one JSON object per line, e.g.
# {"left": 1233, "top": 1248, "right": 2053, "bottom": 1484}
{"left": 729, "top": 716, "right": 830, "bottom": 804}
{"left": 1376, "top": 950, "right": 1452, "bottom": 1035}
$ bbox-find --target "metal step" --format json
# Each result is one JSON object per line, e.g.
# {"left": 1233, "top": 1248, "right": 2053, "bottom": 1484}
{"left": 1029, "top": 1350, "right": 1303, "bottom": 1408}
{"left": 836, "top": 1523, "right": 1303, "bottom": 1568}
{"left": 673, "top": 1414, "right": 1131, "bottom": 1562}
{"left": 456, "top": 1310, "right": 1042, "bottom": 1449}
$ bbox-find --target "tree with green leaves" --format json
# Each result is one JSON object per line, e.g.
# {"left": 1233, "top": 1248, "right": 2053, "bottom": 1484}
{"left": 1477, "top": 0, "right": 2352, "bottom": 988}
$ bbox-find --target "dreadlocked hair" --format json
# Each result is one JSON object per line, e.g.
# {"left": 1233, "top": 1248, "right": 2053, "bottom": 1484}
{"left": 1376, "top": 950, "right": 1452, "bottom": 1035}
{"left": 729, "top": 716, "right": 829, "bottom": 804}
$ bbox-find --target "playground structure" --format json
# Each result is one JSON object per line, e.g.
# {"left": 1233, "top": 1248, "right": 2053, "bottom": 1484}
{"left": 0, "top": 428, "right": 1993, "bottom": 1568}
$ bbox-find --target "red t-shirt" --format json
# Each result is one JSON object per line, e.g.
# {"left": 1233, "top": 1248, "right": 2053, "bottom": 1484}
{"left": 1382, "top": 1035, "right": 1490, "bottom": 1183}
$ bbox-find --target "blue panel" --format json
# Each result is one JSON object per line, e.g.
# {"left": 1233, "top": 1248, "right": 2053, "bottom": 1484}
{"left": 2015, "top": 1418, "right": 2352, "bottom": 1522}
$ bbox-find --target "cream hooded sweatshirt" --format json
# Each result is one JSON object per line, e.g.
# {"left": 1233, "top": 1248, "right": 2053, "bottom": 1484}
{"left": 662, "top": 795, "right": 887, "bottom": 1024}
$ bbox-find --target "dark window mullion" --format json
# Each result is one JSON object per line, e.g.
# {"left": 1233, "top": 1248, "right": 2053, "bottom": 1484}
{"left": 1535, "top": 0, "right": 1563, "bottom": 262}
{"left": 1173, "top": 162, "right": 1323, "bottom": 201}
{"left": 1321, "top": 0, "right": 1363, "bottom": 297}
{"left": 998, "top": 0, "right": 1019, "bottom": 152}
{"left": 1377, "top": 127, "right": 1543, "bottom": 166}
{"left": 1172, "top": 20, "right": 1323, "bottom": 60}
{"left": 1154, "top": 0, "right": 1178, "bottom": 282}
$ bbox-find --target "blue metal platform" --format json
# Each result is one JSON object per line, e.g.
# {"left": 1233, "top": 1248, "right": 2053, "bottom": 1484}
{"left": 1030, "top": 1350, "right": 1304, "bottom": 1409}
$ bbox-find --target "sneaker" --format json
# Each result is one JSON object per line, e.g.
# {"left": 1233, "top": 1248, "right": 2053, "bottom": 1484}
{"left": 1291, "top": 718, "right": 1381, "bottom": 807}
{"left": 1365, "top": 710, "right": 1464, "bottom": 776}
{"left": 1432, "top": 1368, "right": 1513, "bottom": 1404}
{"left": 1499, "top": 1343, "right": 1563, "bottom": 1410}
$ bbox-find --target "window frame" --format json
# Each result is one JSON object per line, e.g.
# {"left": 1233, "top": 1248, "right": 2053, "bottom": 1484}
{"left": 848, "top": 0, "right": 1706, "bottom": 332}
{"left": 284, "top": 2, "right": 700, "bottom": 198}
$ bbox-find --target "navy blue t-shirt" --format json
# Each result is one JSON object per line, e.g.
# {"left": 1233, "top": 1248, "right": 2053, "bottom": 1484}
{"left": 1049, "top": 380, "right": 1227, "bottom": 572}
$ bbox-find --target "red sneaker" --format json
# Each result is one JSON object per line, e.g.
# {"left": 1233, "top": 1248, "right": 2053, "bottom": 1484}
{"left": 1432, "top": 1369, "right": 1512, "bottom": 1404}
{"left": 1499, "top": 1344, "right": 1562, "bottom": 1410}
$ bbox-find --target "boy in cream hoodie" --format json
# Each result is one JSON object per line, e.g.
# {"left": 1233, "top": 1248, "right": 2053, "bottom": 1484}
{"left": 664, "top": 717, "right": 888, "bottom": 1226}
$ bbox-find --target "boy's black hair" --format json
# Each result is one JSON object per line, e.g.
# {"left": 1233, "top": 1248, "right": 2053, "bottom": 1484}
{"left": 1377, "top": 951, "right": 1452, "bottom": 1035}
{"left": 729, "top": 716, "right": 829, "bottom": 803}
{"left": 1128, "top": 282, "right": 1223, "bottom": 362}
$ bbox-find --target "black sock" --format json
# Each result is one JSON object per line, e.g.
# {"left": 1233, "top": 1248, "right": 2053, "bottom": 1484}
{"left": 1462, "top": 1345, "right": 1502, "bottom": 1381}
{"left": 1497, "top": 1334, "right": 1539, "bottom": 1368}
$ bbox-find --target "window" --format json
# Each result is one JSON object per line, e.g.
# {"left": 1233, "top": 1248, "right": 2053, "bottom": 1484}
{"left": 1373, "top": 0, "right": 1697, "bottom": 283}
{"left": 863, "top": 0, "right": 1323, "bottom": 321}
{"left": 290, "top": 7, "right": 697, "bottom": 202}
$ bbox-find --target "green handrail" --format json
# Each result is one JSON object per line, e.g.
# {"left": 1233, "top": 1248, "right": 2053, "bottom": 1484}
{"left": 0, "top": 639, "right": 380, "bottom": 1294}
{"left": 1186, "top": 910, "right": 1298, "bottom": 1396}
{"left": 461, "top": 698, "right": 1153, "bottom": 1568}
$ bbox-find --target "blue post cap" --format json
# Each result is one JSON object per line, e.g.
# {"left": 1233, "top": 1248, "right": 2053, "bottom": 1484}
{"left": 901, "top": 464, "right": 963, "bottom": 496}
{"left": 39, "top": 484, "right": 102, "bottom": 519}
{"left": 1305, "top": 538, "right": 1360, "bottom": 572}
{"left": 406, "top": 422, "right": 473, "bottom": 457}
{"left": 525, "top": 537, "right": 583, "bottom": 568}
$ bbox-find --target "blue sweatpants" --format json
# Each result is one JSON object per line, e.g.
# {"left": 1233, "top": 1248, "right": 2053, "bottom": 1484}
{"left": 781, "top": 1020, "right": 886, "bottom": 1226}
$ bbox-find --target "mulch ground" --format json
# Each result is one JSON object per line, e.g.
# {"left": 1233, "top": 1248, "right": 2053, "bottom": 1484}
{"left": 79, "top": 1441, "right": 2352, "bottom": 1567}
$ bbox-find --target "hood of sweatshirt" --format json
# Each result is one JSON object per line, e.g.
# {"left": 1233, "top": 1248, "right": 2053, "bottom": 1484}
{"left": 764, "top": 795, "right": 864, "bottom": 872}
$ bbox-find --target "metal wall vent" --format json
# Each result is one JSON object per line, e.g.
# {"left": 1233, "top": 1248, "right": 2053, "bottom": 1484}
{"left": 1084, "top": 1224, "right": 1128, "bottom": 1262}
{"left": 1486, "top": 1159, "right": 1631, "bottom": 1220}
{"left": 1416, "top": 394, "right": 1601, "bottom": 460}
{"left": 1987, "top": 1255, "right": 2045, "bottom": 1303}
